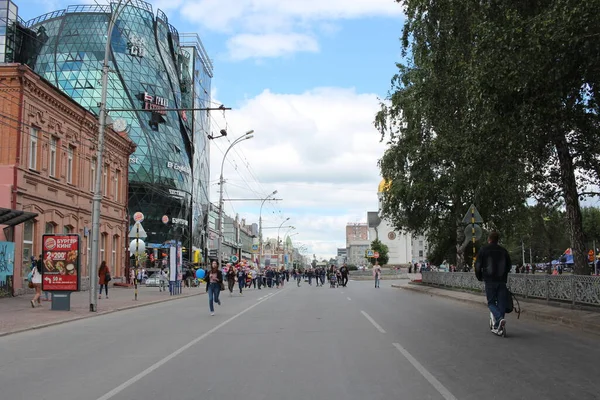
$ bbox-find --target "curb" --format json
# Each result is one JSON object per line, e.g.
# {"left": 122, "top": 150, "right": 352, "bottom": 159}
{"left": 392, "top": 284, "right": 600, "bottom": 336}
{"left": 0, "top": 291, "right": 205, "bottom": 338}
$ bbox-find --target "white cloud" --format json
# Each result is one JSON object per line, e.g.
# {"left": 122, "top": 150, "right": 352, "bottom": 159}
{"left": 210, "top": 87, "right": 386, "bottom": 260}
{"left": 175, "top": 0, "right": 403, "bottom": 59}
{"left": 226, "top": 33, "right": 319, "bottom": 61}
{"left": 180, "top": 0, "right": 403, "bottom": 33}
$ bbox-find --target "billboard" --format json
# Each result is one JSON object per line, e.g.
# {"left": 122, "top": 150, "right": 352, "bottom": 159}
{"left": 41, "top": 234, "right": 80, "bottom": 292}
{"left": 0, "top": 241, "right": 15, "bottom": 297}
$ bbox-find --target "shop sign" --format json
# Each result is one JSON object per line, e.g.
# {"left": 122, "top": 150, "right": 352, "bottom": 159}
{"left": 172, "top": 218, "right": 189, "bottom": 227}
{"left": 169, "top": 189, "right": 186, "bottom": 198}
{"left": 128, "top": 34, "right": 146, "bottom": 58}
{"left": 42, "top": 234, "right": 80, "bottom": 292}
{"left": 143, "top": 92, "right": 168, "bottom": 115}
{"left": 166, "top": 161, "right": 191, "bottom": 175}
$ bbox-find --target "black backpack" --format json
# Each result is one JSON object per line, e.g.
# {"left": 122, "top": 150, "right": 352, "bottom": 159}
{"left": 505, "top": 287, "right": 521, "bottom": 319}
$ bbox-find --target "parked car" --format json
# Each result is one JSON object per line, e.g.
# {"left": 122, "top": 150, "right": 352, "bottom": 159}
{"left": 145, "top": 272, "right": 168, "bottom": 287}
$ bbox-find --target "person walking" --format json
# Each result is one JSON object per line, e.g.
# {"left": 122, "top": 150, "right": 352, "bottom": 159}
{"left": 237, "top": 267, "right": 247, "bottom": 295}
{"left": 475, "top": 231, "right": 512, "bottom": 336}
{"left": 30, "top": 257, "right": 42, "bottom": 307}
{"left": 226, "top": 265, "right": 236, "bottom": 296}
{"left": 340, "top": 264, "right": 349, "bottom": 287}
{"left": 373, "top": 262, "right": 381, "bottom": 288}
{"left": 206, "top": 260, "right": 223, "bottom": 316}
{"left": 98, "top": 261, "right": 111, "bottom": 299}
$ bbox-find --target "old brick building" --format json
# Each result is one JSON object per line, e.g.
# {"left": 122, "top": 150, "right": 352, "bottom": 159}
{"left": 0, "top": 64, "right": 135, "bottom": 295}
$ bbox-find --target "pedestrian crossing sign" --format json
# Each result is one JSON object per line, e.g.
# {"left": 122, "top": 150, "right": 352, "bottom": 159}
{"left": 366, "top": 249, "right": 374, "bottom": 257}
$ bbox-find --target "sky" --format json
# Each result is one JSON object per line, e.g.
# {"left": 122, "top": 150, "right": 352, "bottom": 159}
{"left": 19, "top": 0, "right": 406, "bottom": 260}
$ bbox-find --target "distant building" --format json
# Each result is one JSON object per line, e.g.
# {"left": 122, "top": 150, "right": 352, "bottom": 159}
{"left": 337, "top": 248, "right": 347, "bottom": 265}
{"left": 367, "top": 179, "right": 428, "bottom": 266}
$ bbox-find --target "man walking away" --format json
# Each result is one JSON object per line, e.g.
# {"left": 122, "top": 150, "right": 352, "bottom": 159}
{"left": 475, "top": 231, "right": 512, "bottom": 336}
{"left": 340, "top": 264, "right": 349, "bottom": 287}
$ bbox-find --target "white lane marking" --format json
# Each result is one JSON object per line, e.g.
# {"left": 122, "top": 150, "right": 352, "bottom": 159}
{"left": 347, "top": 297, "right": 351, "bottom": 301}
{"left": 393, "top": 343, "right": 458, "bottom": 400}
{"left": 360, "top": 310, "right": 386, "bottom": 333}
{"left": 96, "top": 289, "right": 285, "bottom": 400}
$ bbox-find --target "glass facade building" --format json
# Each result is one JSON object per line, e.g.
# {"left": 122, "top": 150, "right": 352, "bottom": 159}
{"left": 1, "top": 1, "right": 213, "bottom": 255}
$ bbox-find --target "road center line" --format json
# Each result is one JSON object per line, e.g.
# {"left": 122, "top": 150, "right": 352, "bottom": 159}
{"left": 361, "top": 310, "right": 386, "bottom": 333}
{"left": 96, "top": 289, "right": 285, "bottom": 400}
{"left": 393, "top": 343, "right": 458, "bottom": 400}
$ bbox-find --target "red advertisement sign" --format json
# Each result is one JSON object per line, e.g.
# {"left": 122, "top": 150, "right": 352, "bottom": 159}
{"left": 42, "top": 234, "right": 80, "bottom": 292}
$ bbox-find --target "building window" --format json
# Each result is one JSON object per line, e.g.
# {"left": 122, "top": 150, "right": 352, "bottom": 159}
{"left": 111, "top": 235, "right": 118, "bottom": 269}
{"left": 49, "top": 137, "right": 57, "bottom": 177}
{"left": 419, "top": 250, "right": 424, "bottom": 258}
{"left": 22, "top": 220, "right": 34, "bottom": 278}
{"left": 103, "top": 165, "right": 108, "bottom": 196}
{"left": 90, "top": 158, "right": 96, "bottom": 192}
{"left": 45, "top": 222, "right": 56, "bottom": 234}
{"left": 100, "top": 233, "right": 106, "bottom": 262}
{"left": 66, "top": 146, "right": 74, "bottom": 184}
{"left": 419, "top": 240, "right": 423, "bottom": 247}
{"left": 114, "top": 170, "right": 120, "bottom": 202}
{"left": 63, "top": 225, "right": 73, "bottom": 234}
{"left": 29, "top": 127, "right": 38, "bottom": 170}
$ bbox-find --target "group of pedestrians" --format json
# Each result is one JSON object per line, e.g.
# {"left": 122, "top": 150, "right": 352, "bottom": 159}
{"left": 204, "top": 261, "right": 292, "bottom": 315}
{"left": 291, "top": 264, "right": 350, "bottom": 287}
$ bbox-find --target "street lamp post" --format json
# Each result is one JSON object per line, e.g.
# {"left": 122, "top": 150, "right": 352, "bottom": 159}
{"left": 216, "top": 131, "right": 254, "bottom": 269}
{"left": 89, "top": 0, "right": 131, "bottom": 312}
{"left": 259, "top": 190, "right": 277, "bottom": 269}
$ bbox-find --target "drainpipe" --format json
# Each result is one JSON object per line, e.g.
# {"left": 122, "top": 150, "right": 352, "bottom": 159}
{"left": 12, "top": 66, "right": 25, "bottom": 210}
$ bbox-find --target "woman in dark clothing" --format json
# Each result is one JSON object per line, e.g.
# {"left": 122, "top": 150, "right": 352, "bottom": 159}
{"left": 226, "top": 265, "right": 236, "bottom": 296}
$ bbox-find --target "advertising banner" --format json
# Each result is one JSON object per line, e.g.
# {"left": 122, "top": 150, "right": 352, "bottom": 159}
{"left": 42, "top": 234, "right": 80, "bottom": 292}
{"left": 0, "top": 241, "right": 15, "bottom": 297}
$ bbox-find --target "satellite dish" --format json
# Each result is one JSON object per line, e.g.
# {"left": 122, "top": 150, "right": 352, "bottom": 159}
{"left": 112, "top": 118, "right": 128, "bottom": 132}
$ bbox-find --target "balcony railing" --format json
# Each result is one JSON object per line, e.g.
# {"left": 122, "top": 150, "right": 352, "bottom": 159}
{"left": 421, "top": 272, "right": 600, "bottom": 307}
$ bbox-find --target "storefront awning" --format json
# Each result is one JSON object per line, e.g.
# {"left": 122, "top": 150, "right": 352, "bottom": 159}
{"left": 0, "top": 207, "right": 38, "bottom": 227}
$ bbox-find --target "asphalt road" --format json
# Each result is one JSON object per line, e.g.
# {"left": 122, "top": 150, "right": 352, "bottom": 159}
{"left": 1, "top": 279, "right": 599, "bottom": 400}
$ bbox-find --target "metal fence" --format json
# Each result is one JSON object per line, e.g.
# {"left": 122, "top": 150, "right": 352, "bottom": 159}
{"left": 421, "top": 272, "right": 600, "bottom": 307}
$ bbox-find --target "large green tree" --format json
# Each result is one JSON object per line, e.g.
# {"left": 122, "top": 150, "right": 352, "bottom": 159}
{"left": 377, "top": 0, "right": 600, "bottom": 274}
{"left": 370, "top": 239, "right": 390, "bottom": 266}
{"left": 375, "top": 0, "right": 528, "bottom": 269}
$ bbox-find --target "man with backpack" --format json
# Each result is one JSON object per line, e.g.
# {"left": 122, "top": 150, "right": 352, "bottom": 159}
{"left": 475, "top": 231, "right": 512, "bottom": 336}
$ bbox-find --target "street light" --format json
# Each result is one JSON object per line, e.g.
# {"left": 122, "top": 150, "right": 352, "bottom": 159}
{"left": 216, "top": 130, "right": 254, "bottom": 269}
{"left": 277, "top": 219, "right": 291, "bottom": 250}
{"left": 259, "top": 190, "right": 278, "bottom": 268}
{"left": 90, "top": 0, "right": 132, "bottom": 312}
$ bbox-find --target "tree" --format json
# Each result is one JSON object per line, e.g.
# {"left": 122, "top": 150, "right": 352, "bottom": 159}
{"left": 377, "top": 0, "right": 600, "bottom": 274}
{"left": 369, "top": 239, "right": 389, "bottom": 266}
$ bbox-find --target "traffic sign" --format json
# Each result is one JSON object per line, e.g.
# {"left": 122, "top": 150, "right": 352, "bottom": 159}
{"left": 366, "top": 249, "right": 374, "bottom": 257}
{"left": 374, "top": 251, "right": 380, "bottom": 259}
{"left": 461, "top": 204, "right": 483, "bottom": 224}
{"left": 128, "top": 222, "right": 147, "bottom": 239}
{"left": 133, "top": 211, "right": 145, "bottom": 223}
{"left": 230, "top": 255, "right": 239, "bottom": 263}
{"left": 252, "top": 244, "right": 259, "bottom": 252}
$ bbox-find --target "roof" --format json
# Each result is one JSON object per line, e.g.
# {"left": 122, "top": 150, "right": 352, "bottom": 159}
{"left": 0, "top": 207, "right": 38, "bottom": 227}
{"left": 378, "top": 179, "right": 391, "bottom": 193}
{"left": 367, "top": 212, "right": 381, "bottom": 228}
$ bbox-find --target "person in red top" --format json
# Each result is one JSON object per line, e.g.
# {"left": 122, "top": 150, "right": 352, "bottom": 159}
{"left": 98, "top": 261, "right": 111, "bottom": 299}
{"left": 206, "top": 260, "right": 223, "bottom": 316}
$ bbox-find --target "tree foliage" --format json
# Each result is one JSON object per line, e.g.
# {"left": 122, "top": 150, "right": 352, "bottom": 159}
{"left": 370, "top": 239, "right": 390, "bottom": 266}
{"left": 377, "top": 0, "right": 600, "bottom": 274}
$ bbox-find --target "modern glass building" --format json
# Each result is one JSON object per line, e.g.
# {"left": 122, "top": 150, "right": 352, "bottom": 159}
{"left": 1, "top": 1, "right": 213, "bottom": 257}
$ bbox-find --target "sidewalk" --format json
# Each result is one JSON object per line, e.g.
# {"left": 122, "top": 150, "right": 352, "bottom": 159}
{"left": 392, "top": 282, "right": 600, "bottom": 335}
{"left": 0, "top": 285, "right": 205, "bottom": 337}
